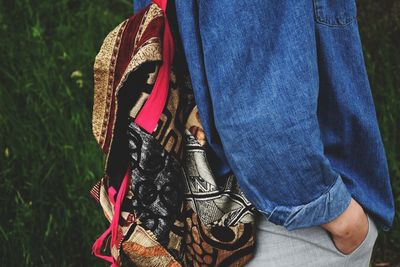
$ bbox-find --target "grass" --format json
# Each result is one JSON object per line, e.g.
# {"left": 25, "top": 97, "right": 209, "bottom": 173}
{"left": 0, "top": 0, "right": 399, "bottom": 266}
{"left": 0, "top": 0, "right": 131, "bottom": 266}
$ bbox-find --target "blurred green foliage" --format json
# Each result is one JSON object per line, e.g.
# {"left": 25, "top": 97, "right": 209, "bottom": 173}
{"left": 357, "top": 0, "right": 400, "bottom": 264}
{"left": 0, "top": 0, "right": 398, "bottom": 266}
{"left": 0, "top": 0, "right": 131, "bottom": 266}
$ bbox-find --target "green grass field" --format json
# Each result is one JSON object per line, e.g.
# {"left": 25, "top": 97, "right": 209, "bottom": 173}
{"left": 0, "top": 0, "right": 399, "bottom": 266}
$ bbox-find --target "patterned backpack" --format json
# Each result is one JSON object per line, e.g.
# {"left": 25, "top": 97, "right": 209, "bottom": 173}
{"left": 89, "top": 0, "right": 258, "bottom": 266}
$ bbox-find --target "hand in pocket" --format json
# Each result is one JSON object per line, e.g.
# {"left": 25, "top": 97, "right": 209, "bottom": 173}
{"left": 322, "top": 198, "right": 369, "bottom": 255}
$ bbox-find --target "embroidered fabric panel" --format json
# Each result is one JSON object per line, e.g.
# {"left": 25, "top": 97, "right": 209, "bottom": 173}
{"left": 182, "top": 129, "right": 257, "bottom": 226}
{"left": 184, "top": 208, "right": 255, "bottom": 267}
{"left": 128, "top": 64, "right": 195, "bottom": 160}
{"left": 126, "top": 120, "right": 185, "bottom": 249}
{"left": 182, "top": 109, "right": 257, "bottom": 266}
{"left": 92, "top": 3, "right": 164, "bottom": 154}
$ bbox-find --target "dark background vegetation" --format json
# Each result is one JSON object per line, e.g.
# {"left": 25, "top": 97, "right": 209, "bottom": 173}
{"left": 0, "top": 0, "right": 398, "bottom": 266}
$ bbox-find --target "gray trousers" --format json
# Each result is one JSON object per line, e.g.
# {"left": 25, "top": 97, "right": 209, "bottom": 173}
{"left": 247, "top": 213, "right": 378, "bottom": 267}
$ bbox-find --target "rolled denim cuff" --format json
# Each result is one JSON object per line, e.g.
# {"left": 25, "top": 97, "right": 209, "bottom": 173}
{"left": 258, "top": 174, "right": 352, "bottom": 231}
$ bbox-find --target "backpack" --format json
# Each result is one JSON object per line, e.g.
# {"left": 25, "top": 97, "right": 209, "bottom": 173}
{"left": 90, "top": 1, "right": 258, "bottom": 266}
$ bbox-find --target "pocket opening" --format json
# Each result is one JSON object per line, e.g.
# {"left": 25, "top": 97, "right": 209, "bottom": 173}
{"left": 331, "top": 213, "right": 372, "bottom": 257}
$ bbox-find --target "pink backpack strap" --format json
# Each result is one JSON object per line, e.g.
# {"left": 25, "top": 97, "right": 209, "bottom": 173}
{"left": 134, "top": 0, "right": 174, "bottom": 133}
{"left": 92, "top": 167, "right": 130, "bottom": 267}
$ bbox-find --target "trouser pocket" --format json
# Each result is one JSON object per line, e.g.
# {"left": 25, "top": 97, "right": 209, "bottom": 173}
{"left": 325, "top": 213, "right": 378, "bottom": 257}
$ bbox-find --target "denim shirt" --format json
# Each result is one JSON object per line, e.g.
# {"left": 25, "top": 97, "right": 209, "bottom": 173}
{"left": 134, "top": 0, "right": 395, "bottom": 232}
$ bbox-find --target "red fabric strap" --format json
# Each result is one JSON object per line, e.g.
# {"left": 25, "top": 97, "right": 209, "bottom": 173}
{"left": 92, "top": 167, "right": 130, "bottom": 267}
{"left": 134, "top": 0, "right": 174, "bottom": 133}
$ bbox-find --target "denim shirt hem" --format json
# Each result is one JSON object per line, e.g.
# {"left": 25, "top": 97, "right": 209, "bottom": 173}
{"left": 258, "top": 174, "right": 352, "bottom": 231}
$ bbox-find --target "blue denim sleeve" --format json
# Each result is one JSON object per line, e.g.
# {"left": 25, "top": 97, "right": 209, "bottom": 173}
{"left": 174, "top": 0, "right": 355, "bottom": 231}
{"left": 135, "top": 0, "right": 358, "bottom": 230}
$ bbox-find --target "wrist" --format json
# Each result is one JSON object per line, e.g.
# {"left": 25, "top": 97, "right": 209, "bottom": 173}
{"left": 321, "top": 198, "right": 364, "bottom": 238}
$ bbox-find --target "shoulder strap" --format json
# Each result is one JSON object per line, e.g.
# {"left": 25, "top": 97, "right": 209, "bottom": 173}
{"left": 134, "top": 0, "right": 174, "bottom": 133}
